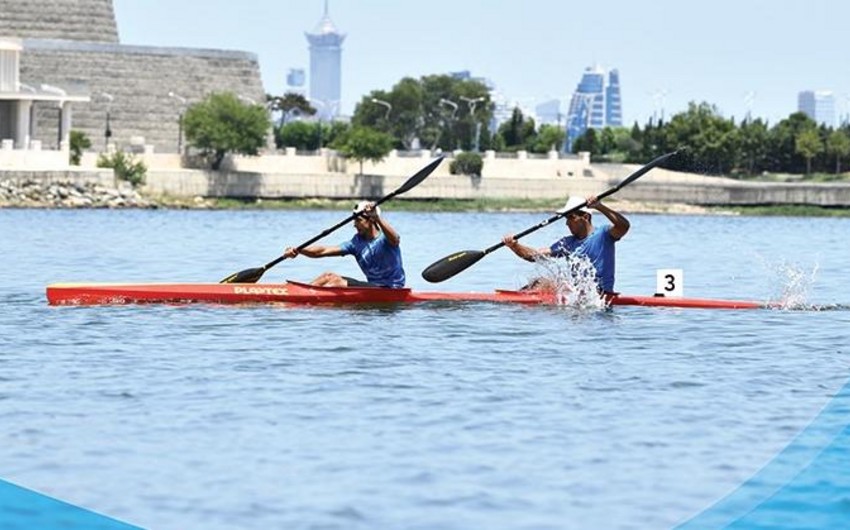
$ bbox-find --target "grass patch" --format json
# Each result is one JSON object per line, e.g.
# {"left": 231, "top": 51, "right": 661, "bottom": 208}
{"left": 723, "top": 204, "right": 850, "bottom": 217}
{"left": 205, "top": 197, "right": 563, "bottom": 212}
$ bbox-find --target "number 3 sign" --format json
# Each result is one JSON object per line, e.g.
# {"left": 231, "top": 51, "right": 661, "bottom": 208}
{"left": 656, "top": 269, "right": 684, "bottom": 297}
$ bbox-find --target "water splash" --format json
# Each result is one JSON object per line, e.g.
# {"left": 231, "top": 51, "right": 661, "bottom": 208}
{"left": 531, "top": 255, "right": 608, "bottom": 312}
{"left": 763, "top": 259, "right": 819, "bottom": 310}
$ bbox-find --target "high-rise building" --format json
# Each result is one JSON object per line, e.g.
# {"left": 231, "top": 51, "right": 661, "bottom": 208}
{"left": 305, "top": 1, "right": 344, "bottom": 120}
{"left": 798, "top": 90, "right": 835, "bottom": 127}
{"left": 563, "top": 65, "right": 623, "bottom": 152}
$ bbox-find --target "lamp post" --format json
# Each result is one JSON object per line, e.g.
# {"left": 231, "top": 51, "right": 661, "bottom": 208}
{"left": 460, "top": 96, "right": 485, "bottom": 151}
{"left": 439, "top": 98, "right": 459, "bottom": 150}
{"left": 100, "top": 92, "right": 113, "bottom": 152}
{"left": 168, "top": 92, "right": 187, "bottom": 155}
{"left": 370, "top": 98, "right": 392, "bottom": 121}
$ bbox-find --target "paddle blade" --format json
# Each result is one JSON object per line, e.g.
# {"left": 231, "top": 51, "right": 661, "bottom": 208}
{"left": 422, "top": 250, "right": 486, "bottom": 283}
{"left": 219, "top": 266, "right": 266, "bottom": 284}
{"left": 391, "top": 156, "right": 444, "bottom": 197}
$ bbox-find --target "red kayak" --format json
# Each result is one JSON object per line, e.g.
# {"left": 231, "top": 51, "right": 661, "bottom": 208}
{"left": 45, "top": 281, "right": 769, "bottom": 309}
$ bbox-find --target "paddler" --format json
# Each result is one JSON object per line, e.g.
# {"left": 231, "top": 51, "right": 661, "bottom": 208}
{"left": 283, "top": 201, "right": 406, "bottom": 288}
{"left": 501, "top": 195, "right": 630, "bottom": 294}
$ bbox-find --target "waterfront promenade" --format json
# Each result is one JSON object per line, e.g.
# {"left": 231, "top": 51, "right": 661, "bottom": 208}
{"left": 2, "top": 149, "right": 850, "bottom": 209}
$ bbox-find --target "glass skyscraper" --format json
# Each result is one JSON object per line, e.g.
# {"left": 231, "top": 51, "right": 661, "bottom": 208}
{"left": 305, "top": 1, "right": 344, "bottom": 120}
{"left": 564, "top": 65, "right": 623, "bottom": 152}
{"left": 798, "top": 90, "right": 835, "bottom": 127}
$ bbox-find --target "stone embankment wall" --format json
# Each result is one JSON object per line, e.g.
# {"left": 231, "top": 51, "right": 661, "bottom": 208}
{"left": 3, "top": 158, "right": 850, "bottom": 208}
{"left": 0, "top": 170, "right": 151, "bottom": 207}
{"left": 0, "top": 0, "right": 119, "bottom": 43}
{"left": 140, "top": 158, "right": 850, "bottom": 207}
{"left": 20, "top": 40, "right": 266, "bottom": 155}
{"left": 3, "top": 0, "right": 267, "bottom": 155}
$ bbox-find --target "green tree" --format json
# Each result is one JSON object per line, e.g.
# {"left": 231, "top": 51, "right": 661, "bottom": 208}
{"left": 353, "top": 78, "right": 424, "bottom": 149}
{"left": 663, "top": 102, "right": 737, "bottom": 174}
{"left": 767, "top": 112, "right": 817, "bottom": 174}
{"left": 332, "top": 126, "right": 395, "bottom": 176}
{"left": 277, "top": 121, "right": 324, "bottom": 150}
{"left": 497, "top": 107, "right": 536, "bottom": 151}
{"left": 351, "top": 74, "right": 492, "bottom": 152}
{"left": 826, "top": 129, "right": 850, "bottom": 174}
{"left": 795, "top": 127, "right": 823, "bottom": 174}
{"left": 572, "top": 127, "right": 599, "bottom": 154}
{"left": 737, "top": 118, "right": 769, "bottom": 175}
{"left": 183, "top": 92, "right": 271, "bottom": 170}
{"left": 268, "top": 92, "right": 316, "bottom": 124}
{"left": 69, "top": 130, "right": 91, "bottom": 166}
{"left": 529, "top": 124, "right": 566, "bottom": 154}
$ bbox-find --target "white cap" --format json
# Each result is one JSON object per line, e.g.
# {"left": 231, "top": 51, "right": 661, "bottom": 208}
{"left": 556, "top": 196, "right": 590, "bottom": 215}
{"left": 353, "top": 201, "right": 381, "bottom": 216}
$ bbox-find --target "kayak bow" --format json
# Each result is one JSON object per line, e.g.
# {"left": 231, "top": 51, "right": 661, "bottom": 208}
{"left": 46, "top": 281, "right": 770, "bottom": 309}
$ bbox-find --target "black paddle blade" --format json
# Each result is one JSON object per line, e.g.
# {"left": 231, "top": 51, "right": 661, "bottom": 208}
{"left": 219, "top": 266, "right": 266, "bottom": 284}
{"left": 422, "top": 250, "right": 486, "bottom": 283}
{"left": 391, "top": 156, "right": 444, "bottom": 197}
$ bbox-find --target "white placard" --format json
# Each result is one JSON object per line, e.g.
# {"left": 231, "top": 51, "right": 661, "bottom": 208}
{"left": 656, "top": 269, "right": 684, "bottom": 297}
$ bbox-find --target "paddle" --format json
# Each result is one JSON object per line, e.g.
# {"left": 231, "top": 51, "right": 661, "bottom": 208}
{"left": 421, "top": 149, "right": 682, "bottom": 283}
{"left": 220, "top": 156, "right": 444, "bottom": 284}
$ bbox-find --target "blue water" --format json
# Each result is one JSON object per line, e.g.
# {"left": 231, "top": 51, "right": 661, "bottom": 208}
{"left": 1, "top": 209, "right": 849, "bottom": 529}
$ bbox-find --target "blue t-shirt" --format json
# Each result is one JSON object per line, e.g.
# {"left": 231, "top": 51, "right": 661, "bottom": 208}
{"left": 339, "top": 233, "right": 406, "bottom": 288}
{"left": 549, "top": 226, "right": 617, "bottom": 292}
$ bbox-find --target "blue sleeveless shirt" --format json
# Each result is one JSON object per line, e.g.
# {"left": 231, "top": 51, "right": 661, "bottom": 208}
{"left": 549, "top": 226, "right": 617, "bottom": 292}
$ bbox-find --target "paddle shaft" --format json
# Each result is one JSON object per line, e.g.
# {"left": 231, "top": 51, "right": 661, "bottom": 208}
{"left": 421, "top": 150, "right": 681, "bottom": 283}
{"left": 261, "top": 189, "right": 403, "bottom": 271}
{"left": 221, "top": 156, "right": 444, "bottom": 283}
{"left": 481, "top": 151, "right": 678, "bottom": 255}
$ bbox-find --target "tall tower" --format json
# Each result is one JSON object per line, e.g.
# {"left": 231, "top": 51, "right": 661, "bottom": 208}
{"left": 305, "top": 1, "right": 345, "bottom": 120}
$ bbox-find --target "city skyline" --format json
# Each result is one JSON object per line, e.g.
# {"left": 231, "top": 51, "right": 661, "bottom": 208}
{"left": 112, "top": 0, "right": 850, "bottom": 127}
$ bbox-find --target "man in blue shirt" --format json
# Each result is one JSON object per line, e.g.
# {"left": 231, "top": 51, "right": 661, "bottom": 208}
{"left": 283, "top": 201, "right": 406, "bottom": 288}
{"left": 501, "top": 195, "right": 630, "bottom": 294}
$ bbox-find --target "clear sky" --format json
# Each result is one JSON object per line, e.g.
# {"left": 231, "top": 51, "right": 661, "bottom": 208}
{"left": 113, "top": 0, "right": 850, "bottom": 126}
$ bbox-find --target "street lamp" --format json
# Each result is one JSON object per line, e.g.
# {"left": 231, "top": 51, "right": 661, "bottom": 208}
{"left": 460, "top": 96, "right": 485, "bottom": 151}
{"left": 439, "top": 98, "right": 458, "bottom": 119}
{"left": 100, "top": 92, "right": 113, "bottom": 152}
{"left": 439, "top": 98, "right": 459, "bottom": 150}
{"left": 168, "top": 91, "right": 187, "bottom": 155}
{"left": 370, "top": 98, "right": 392, "bottom": 120}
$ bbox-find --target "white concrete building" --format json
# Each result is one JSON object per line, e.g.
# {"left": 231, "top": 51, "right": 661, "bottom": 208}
{"left": 0, "top": 37, "right": 89, "bottom": 169}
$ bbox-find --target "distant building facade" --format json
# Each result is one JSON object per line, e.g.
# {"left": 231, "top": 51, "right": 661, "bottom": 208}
{"left": 305, "top": 2, "right": 345, "bottom": 120}
{"left": 0, "top": 0, "right": 265, "bottom": 157}
{"left": 798, "top": 90, "right": 835, "bottom": 127}
{"left": 287, "top": 68, "right": 306, "bottom": 89}
{"left": 564, "top": 65, "right": 623, "bottom": 152}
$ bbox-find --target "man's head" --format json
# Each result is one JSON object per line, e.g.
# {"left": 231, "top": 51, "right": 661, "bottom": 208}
{"left": 353, "top": 201, "right": 381, "bottom": 217}
{"left": 557, "top": 196, "right": 592, "bottom": 237}
{"left": 353, "top": 201, "right": 380, "bottom": 235}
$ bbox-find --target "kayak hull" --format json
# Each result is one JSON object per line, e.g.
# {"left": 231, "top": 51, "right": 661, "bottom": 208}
{"left": 45, "top": 281, "right": 768, "bottom": 310}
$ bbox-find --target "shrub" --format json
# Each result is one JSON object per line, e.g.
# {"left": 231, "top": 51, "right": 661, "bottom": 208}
{"left": 69, "top": 130, "right": 91, "bottom": 166}
{"left": 449, "top": 152, "right": 484, "bottom": 177}
{"left": 97, "top": 151, "right": 147, "bottom": 187}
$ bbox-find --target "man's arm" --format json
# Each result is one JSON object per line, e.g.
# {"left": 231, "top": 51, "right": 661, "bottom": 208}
{"left": 284, "top": 244, "right": 345, "bottom": 258}
{"left": 588, "top": 196, "right": 630, "bottom": 240}
{"left": 502, "top": 234, "right": 552, "bottom": 262}
{"left": 372, "top": 210, "right": 400, "bottom": 246}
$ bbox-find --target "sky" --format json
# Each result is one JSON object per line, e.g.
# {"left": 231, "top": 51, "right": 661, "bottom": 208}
{"left": 112, "top": 0, "right": 850, "bottom": 126}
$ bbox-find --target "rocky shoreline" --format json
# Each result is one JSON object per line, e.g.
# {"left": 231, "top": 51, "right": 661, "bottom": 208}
{"left": 0, "top": 178, "right": 155, "bottom": 208}
{"left": 0, "top": 176, "right": 843, "bottom": 216}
